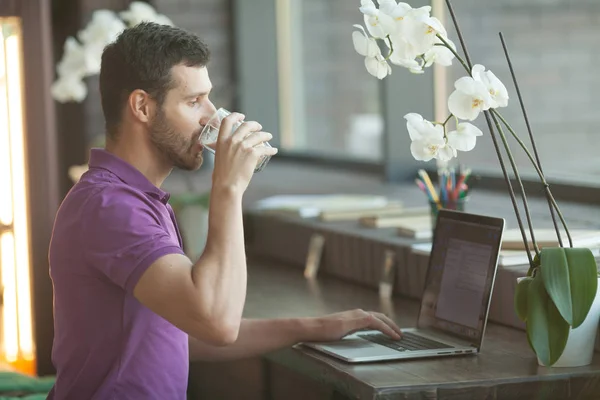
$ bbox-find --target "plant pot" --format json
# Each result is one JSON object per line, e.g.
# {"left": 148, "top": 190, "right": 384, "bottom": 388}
{"left": 534, "top": 277, "right": 600, "bottom": 368}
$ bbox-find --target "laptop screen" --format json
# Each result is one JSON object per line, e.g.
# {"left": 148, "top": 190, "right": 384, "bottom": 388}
{"left": 416, "top": 210, "right": 504, "bottom": 347}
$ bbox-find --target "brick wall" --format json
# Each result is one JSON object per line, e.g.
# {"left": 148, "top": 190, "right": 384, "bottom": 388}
{"left": 443, "top": 0, "right": 600, "bottom": 179}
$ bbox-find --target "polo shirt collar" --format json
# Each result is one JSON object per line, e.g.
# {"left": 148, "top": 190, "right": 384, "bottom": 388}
{"left": 88, "top": 148, "right": 171, "bottom": 204}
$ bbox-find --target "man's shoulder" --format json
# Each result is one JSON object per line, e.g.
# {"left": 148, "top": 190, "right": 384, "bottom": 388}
{"left": 61, "top": 175, "right": 158, "bottom": 225}
{"left": 76, "top": 174, "right": 149, "bottom": 207}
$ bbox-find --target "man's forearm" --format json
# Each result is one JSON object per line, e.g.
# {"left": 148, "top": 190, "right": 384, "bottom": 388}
{"left": 189, "top": 318, "right": 319, "bottom": 362}
{"left": 191, "top": 187, "right": 247, "bottom": 335}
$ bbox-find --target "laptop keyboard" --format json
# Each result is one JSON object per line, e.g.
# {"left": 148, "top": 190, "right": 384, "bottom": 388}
{"left": 358, "top": 332, "right": 453, "bottom": 352}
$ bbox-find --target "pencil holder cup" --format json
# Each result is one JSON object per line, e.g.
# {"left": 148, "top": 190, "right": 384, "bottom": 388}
{"left": 429, "top": 197, "right": 469, "bottom": 230}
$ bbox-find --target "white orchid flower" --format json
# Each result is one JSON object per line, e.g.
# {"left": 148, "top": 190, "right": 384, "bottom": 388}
{"left": 56, "top": 37, "right": 88, "bottom": 78}
{"left": 359, "top": 0, "right": 396, "bottom": 38}
{"left": 424, "top": 36, "right": 455, "bottom": 67}
{"left": 436, "top": 145, "right": 456, "bottom": 162}
{"left": 405, "top": 113, "right": 449, "bottom": 161}
{"left": 77, "top": 11, "right": 126, "bottom": 75}
{"left": 51, "top": 76, "right": 88, "bottom": 103}
{"left": 78, "top": 10, "right": 126, "bottom": 49}
{"left": 447, "top": 122, "right": 483, "bottom": 152}
{"left": 352, "top": 24, "right": 381, "bottom": 58}
{"left": 388, "top": 37, "right": 421, "bottom": 71}
{"left": 406, "top": 14, "right": 448, "bottom": 56}
{"left": 379, "top": 0, "right": 413, "bottom": 23}
{"left": 353, "top": 25, "right": 391, "bottom": 79}
{"left": 448, "top": 74, "right": 493, "bottom": 121}
{"left": 68, "top": 164, "right": 89, "bottom": 184}
{"left": 365, "top": 55, "right": 392, "bottom": 79}
{"left": 119, "top": 2, "right": 174, "bottom": 27}
{"left": 471, "top": 64, "right": 509, "bottom": 108}
{"left": 388, "top": 31, "right": 418, "bottom": 60}
{"left": 408, "top": 5, "right": 432, "bottom": 19}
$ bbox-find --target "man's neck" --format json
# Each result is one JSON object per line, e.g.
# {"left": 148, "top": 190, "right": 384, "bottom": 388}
{"left": 105, "top": 138, "right": 172, "bottom": 188}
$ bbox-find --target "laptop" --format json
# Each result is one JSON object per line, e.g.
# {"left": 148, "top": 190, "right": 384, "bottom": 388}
{"left": 302, "top": 209, "right": 505, "bottom": 363}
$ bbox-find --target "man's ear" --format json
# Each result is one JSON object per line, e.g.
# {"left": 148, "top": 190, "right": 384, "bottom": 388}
{"left": 128, "top": 89, "right": 155, "bottom": 124}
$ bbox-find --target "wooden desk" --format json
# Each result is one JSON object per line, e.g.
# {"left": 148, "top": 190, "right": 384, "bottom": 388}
{"left": 188, "top": 260, "right": 600, "bottom": 399}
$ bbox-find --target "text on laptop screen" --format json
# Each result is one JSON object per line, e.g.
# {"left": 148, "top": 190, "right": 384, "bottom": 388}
{"left": 417, "top": 213, "right": 503, "bottom": 344}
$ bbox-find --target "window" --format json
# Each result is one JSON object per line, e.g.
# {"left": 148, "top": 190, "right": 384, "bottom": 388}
{"left": 0, "top": 17, "right": 35, "bottom": 374}
{"left": 235, "top": 0, "right": 599, "bottom": 194}
{"left": 275, "top": 0, "right": 384, "bottom": 162}
{"left": 442, "top": 1, "right": 600, "bottom": 183}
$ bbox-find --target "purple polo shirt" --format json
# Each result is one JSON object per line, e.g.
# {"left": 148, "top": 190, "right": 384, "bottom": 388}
{"left": 48, "top": 149, "right": 188, "bottom": 399}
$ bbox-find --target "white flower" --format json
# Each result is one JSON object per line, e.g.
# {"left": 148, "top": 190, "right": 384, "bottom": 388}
{"left": 471, "top": 64, "right": 509, "bottom": 108}
{"left": 77, "top": 11, "right": 126, "bottom": 75}
{"left": 352, "top": 24, "right": 381, "bottom": 58}
{"left": 447, "top": 122, "right": 483, "bottom": 152}
{"left": 448, "top": 75, "right": 493, "bottom": 121}
{"left": 388, "top": 34, "right": 419, "bottom": 66}
{"left": 119, "top": 2, "right": 174, "bottom": 27}
{"left": 406, "top": 13, "right": 447, "bottom": 55}
{"left": 359, "top": 0, "right": 396, "bottom": 38}
{"left": 56, "top": 37, "right": 88, "bottom": 78}
{"left": 68, "top": 164, "right": 89, "bottom": 183}
{"left": 365, "top": 55, "right": 392, "bottom": 79}
{"left": 405, "top": 113, "right": 450, "bottom": 161}
{"left": 436, "top": 145, "right": 456, "bottom": 162}
{"left": 388, "top": 40, "right": 423, "bottom": 73}
{"left": 352, "top": 25, "right": 391, "bottom": 79}
{"left": 424, "top": 36, "right": 455, "bottom": 67}
{"left": 78, "top": 10, "right": 126, "bottom": 49}
{"left": 51, "top": 76, "right": 88, "bottom": 103}
{"left": 379, "top": 0, "right": 413, "bottom": 24}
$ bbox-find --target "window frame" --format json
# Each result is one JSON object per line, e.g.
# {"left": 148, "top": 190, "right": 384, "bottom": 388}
{"left": 232, "top": 0, "right": 600, "bottom": 203}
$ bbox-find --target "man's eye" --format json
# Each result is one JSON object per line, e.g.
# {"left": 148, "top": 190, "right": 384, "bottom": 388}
{"left": 189, "top": 101, "right": 199, "bottom": 107}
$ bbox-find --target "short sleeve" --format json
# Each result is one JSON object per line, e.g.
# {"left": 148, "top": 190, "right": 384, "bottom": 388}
{"left": 82, "top": 185, "right": 185, "bottom": 293}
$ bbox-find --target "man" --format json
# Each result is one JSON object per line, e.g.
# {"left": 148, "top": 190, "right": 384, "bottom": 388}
{"left": 48, "top": 22, "right": 402, "bottom": 399}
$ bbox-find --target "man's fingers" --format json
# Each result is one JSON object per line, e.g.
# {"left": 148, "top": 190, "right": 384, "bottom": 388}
{"left": 372, "top": 312, "right": 402, "bottom": 337}
{"left": 244, "top": 131, "right": 273, "bottom": 148}
{"left": 232, "top": 121, "right": 262, "bottom": 140}
{"left": 218, "top": 112, "right": 245, "bottom": 139}
{"left": 364, "top": 314, "right": 400, "bottom": 339}
{"left": 255, "top": 146, "right": 278, "bottom": 157}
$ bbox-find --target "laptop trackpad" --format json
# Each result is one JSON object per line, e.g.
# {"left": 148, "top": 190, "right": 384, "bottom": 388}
{"left": 315, "top": 338, "right": 397, "bottom": 357}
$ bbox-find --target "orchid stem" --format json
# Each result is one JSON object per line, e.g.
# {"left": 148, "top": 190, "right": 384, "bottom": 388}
{"left": 436, "top": 34, "right": 470, "bottom": 75}
{"left": 442, "top": 114, "right": 452, "bottom": 126}
{"left": 445, "top": 0, "right": 535, "bottom": 267}
{"left": 385, "top": 35, "right": 394, "bottom": 61}
{"left": 490, "top": 113, "right": 540, "bottom": 257}
{"left": 499, "top": 32, "right": 565, "bottom": 249}
{"left": 491, "top": 109, "right": 573, "bottom": 247}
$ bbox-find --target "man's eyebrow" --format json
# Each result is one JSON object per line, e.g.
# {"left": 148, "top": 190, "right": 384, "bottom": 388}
{"left": 184, "top": 90, "right": 212, "bottom": 99}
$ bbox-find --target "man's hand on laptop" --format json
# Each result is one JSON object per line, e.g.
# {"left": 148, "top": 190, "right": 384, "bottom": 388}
{"left": 306, "top": 309, "right": 402, "bottom": 342}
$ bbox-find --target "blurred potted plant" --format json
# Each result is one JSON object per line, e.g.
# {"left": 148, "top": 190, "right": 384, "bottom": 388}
{"left": 352, "top": 0, "right": 599, "bottom": 367}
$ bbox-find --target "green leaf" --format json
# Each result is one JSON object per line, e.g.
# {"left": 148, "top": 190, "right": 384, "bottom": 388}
{"left": 564, "top": 248, "right": 598, "bottom": 328}
{"left": 527, "top": 274, "right": 570, "bottom": 366}
{"left": 541, "top": 248, "right": 572, "bottom": 324}
{"left": 541, "top": 248, "right": 599, "bottom": 329}
{"left": 514, "top": 277, "right": 533, "bottom": 322}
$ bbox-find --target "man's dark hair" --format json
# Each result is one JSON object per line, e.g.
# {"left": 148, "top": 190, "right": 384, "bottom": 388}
{"left": 99, "top": 22, "right": 210, "bottom": 139}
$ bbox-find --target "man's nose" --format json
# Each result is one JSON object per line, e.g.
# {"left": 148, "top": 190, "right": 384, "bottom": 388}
{"left": 200, "top": 101, "right": 218, "bottom": 125}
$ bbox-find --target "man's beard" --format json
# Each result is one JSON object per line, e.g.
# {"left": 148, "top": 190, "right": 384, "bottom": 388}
{"left": 149, "top": 108, "right": 203, "bottom": 171}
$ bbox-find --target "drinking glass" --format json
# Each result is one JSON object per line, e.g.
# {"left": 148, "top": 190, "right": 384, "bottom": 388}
{"left": 199, "top": 108, "right": 272, "bottom": 172}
